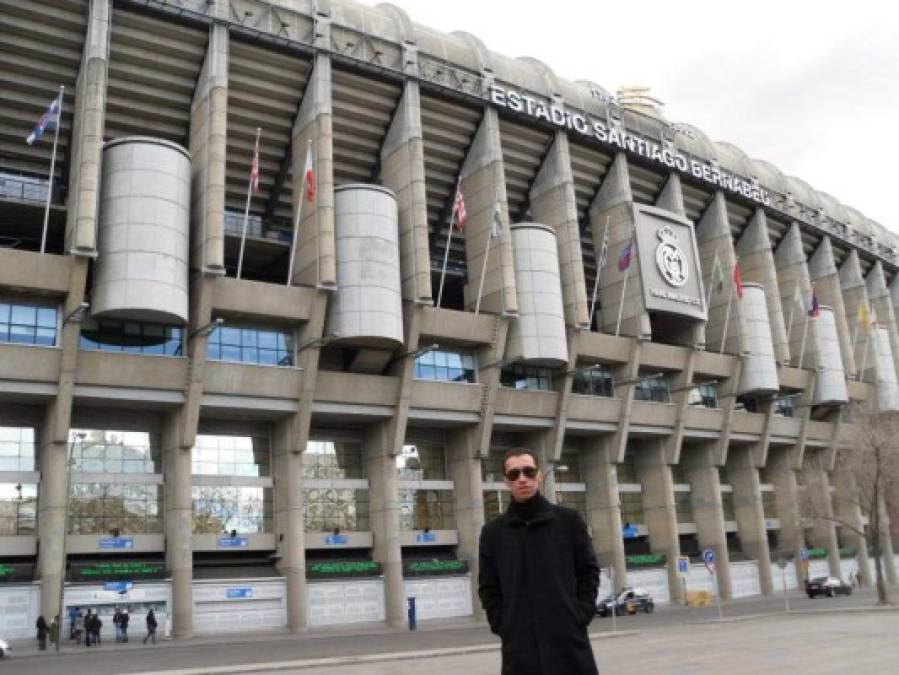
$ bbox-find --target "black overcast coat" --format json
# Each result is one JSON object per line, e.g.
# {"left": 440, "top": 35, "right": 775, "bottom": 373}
{"left": 478, "top": 493, "right": 600, "bottom": 675}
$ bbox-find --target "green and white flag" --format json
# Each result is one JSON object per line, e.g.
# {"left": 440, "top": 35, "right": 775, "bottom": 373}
{"left": 491, "top": 201, "right": 502, "bottom": 239}
{"left": 710, "top": 252, "right": 725, "bottom": 294}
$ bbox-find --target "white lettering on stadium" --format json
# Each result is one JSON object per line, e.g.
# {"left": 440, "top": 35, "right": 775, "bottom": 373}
{"left": 489, "top": 85, "right": 771, "bottom": 207}
{"left": 649, "top": 287, "right": 702, "bottom": 307}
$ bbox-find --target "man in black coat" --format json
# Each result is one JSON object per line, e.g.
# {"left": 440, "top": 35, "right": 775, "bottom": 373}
{"left": 479, "top": 447, "right": 600, "bottom": 675}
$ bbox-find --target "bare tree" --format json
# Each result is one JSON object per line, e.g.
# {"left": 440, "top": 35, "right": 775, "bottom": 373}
{"left": 800, "top": 403, "right": 899, "bottom": 605}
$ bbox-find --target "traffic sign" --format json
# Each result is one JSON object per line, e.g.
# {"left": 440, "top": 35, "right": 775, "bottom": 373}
{"left": 702, "top": 548, "right": 715, "bottom": 565}
{"left": 799, "top": 547, "right": 809, "bottom": 561}
{"left": 676, "top": 556, "right": 690, "bottom": 578}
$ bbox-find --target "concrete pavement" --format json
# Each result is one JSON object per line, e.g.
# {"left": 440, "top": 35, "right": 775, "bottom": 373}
{"left": 6, "top": 587, "right": 897, "bottom": 674}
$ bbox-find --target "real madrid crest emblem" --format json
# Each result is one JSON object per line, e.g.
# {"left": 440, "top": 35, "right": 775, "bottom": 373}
{"left": 655, "top": 226, "right": 689, "bottom": 287}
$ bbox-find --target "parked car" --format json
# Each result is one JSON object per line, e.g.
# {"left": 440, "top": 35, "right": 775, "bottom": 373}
{"left": 806, "top": 576, "right": 852, "bottom": 598}
{"left": 596, "top": 587, "right": 655, "bottom": 616}
{"left": 0, "top": 637, "right": 9, "bottom": 658}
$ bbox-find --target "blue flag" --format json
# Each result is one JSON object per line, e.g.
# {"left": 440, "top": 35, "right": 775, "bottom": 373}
{"left": 27, "top": 94, "right": 61, "bottom": 146}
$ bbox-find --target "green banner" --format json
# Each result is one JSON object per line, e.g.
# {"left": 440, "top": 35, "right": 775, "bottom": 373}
{"left": 806, "top": 547, "right": 829, "bottom": 560}
{"left": 625, "top": 554, "right": 666, "bottom": 569}
{"left": 306, "top": 561, "right": 382, "bottom": 579}
{"left": 69, "top": 561, "right": 166, "bottom": 582}
{"left": 403, "top": 560, "right": 469, "bottom": 577}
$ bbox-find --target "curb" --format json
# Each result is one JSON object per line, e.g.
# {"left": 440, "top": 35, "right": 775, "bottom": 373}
{"left": 127, "top": 631, "right": 639, "bottom": 675}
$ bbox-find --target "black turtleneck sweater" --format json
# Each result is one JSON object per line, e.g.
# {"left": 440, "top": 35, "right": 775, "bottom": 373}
{"left": 506, "top": 491, "right": 546, "bottom": 523}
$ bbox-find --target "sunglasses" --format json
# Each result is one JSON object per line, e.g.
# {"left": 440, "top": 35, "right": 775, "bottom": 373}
{"left": 504, "top": 466, "right": 539, "bottom": 481}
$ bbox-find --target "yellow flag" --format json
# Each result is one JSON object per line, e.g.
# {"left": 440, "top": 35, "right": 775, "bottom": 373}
{"left": 858, "top": 303, "right": 871, "bottom": 332}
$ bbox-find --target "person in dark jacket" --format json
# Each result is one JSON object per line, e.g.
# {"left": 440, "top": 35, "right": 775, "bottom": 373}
{"left": 479, "top": 447, "right": 600, "bottom": 675}
{"left": 144, "top": 608, "right": 158, "bottom": 644}
{"left": 36, "top": 615, "right": 49, "bottom": 650}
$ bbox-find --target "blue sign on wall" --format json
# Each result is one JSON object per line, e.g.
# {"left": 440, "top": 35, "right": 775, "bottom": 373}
{"left": 99, "top": 537, "right": 134, "bottom": 550}
{"left": 799, "top": 547, "right": 809, "bottom": 561}
{"left": 226, "top": 587, "right": 253, "bottom": 599}
{"left": 103, "top": 581, "right": 133, "bottom": 592}
{"left": 621, "top": 525, "right": 639, "bottom": 539}
{"left": 217, "top": 537, "right": 248, "bottom": 549}
{"left": 324, "top": 534, "right": 348, "bottom": 545}
{"left": 416, "top": 532, "right": 436, "bottom": 544}
{"left": 703, "top": 548, "right": 715, "bottom": 565}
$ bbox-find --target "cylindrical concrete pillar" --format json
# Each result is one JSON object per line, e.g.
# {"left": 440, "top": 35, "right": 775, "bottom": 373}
{"left": 95, "top": 137, "right": 191, "bottom": 324}
{"left": 164, "top": 415, "right": 194, "bottom": 638}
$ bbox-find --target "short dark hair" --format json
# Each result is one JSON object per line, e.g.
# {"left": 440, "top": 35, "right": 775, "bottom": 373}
{"left": 502, "top": 447, "right": 539, "bottom": 473}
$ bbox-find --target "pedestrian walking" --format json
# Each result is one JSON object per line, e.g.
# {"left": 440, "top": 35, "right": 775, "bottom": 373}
{"left": 479, "top": 447, "right": 600, "bottom": 675}
{"left": 35, "top": 615, "right": 49, "bottom": 650}
{"left": 121, "top": 608, "right": 130, "bottom": 642}
{"left": 49, "top": 615, "right": 60, "bottom": 648}
{"left": 113, "top": 607, "right": 122, "bottom": 642}
{"left": 73, "top": 608, "right": 84, "bottom": 645}
{"left": 144, "top": 608, "right": 158, "bottom": 645}
{"left": 84, "top": 609, "right": 93, "bottom": 646}
{"left": 92, "top": 612, "right": 103, "bottom": 646}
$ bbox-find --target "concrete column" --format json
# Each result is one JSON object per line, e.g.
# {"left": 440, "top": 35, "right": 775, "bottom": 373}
{"left": 696, "top": 191, "right": 745, "bottom": 356}
{"left": 767, "top": 445, "right": 807, "bottom": 582}
{"left": 581, "top": 436, "right": 627, "bottom": 591}
{"left": 867, "top": 262, "right": 899, "bottom": 378}
{"left": 291, "top": 34, "right": 336, "bottom": 287}
{"left": 803, "top": 455, "right": 841, "bottom": 577}
{"left": 839, "top": 250, "right": 874, "bottom": 378}
{"left": 446, "top": 427, "right": 486, "bottom": 619}
{"left": 36, "top": 416, "right": 69, "bottom": 621}
{"left": 529, "top": 131, "right": 589, "bottom": 329}
{"left": 163, "top": 411, "right": 194, "bottom": 638}
{"left": 364, "top": 422, "right": 404, "bottom": 627}
{"left": 809, "top": 237, "right": 856, "bottom": 376}
{"left": 877, "top": 498, "right": 898, "bottom": 585}
{"left": 36, "top": 258, "right": 89, "bottom": 619}
{"left": 189, "top": 21, "right": 228, "bottom": 275}
{"left": 634, "top": 440, "right": 683, "bottom": 603}
{"left": 590, "top": 153, "right": 649, "bottom": 338}
{"left": 726, "top": 445, "right": 774, "bottom": 595}
{"left": 774, "top": 223, "right": 819, "bottom": 370}
{"left": 832, "top": 467, "right": 872, "bottom": 582}
{"left": 379, "top": 77, "right": 431, "bottom": 304}
{"left": 737, "top": 209, "right": 790, "bottom": 364}
{"left": 65, "top": 0, "right": 109, "bottom": 255}
{"left": 459, "top": 107, "right": 517, "bottom": 315}
{"left": 683, "top": 442, "right": 733, "bottom": 599}
{"left": 655, "top": 173, "right": 686, "bottom": 218}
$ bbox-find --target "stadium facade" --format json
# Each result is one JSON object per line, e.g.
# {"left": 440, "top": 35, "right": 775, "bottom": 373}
{"left": 1, "top": 0, "right": 898, "bottom": 639}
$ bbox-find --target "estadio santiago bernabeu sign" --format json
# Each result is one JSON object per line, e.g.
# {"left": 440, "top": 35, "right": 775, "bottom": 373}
{"left": 634, "top": 205, "right": 707, "bottom": 321}
{"left": 488, "top": 84, "right": 771, "bottom": 207}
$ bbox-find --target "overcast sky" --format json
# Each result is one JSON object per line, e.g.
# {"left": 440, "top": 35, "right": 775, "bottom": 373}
{"left": 355, "top": 0, "right": 899, "bottom": 230}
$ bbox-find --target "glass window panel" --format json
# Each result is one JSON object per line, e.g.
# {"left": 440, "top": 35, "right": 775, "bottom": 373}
{"left": 220, "top": 327, "right": 241, "bottom": 346}
{"left": 222, "top": 345, "right": 241, "bottom": 361}
{"left": 257, "top": 331, "right": 277, "bottom": 349}
{"left": 10, "top": 305, "right": 36, "bottom": 325}
{"left": 37, "top": 307, "right": 57, "bottom": 328}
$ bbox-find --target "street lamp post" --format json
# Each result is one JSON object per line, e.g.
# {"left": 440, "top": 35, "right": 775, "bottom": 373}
{"left": 56, "top": 432, "right": 84, "bottom": 651}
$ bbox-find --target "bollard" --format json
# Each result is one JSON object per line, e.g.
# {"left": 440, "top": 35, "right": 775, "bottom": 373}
{"left": 407, "top": 596, "right": 417, "bottom": 631}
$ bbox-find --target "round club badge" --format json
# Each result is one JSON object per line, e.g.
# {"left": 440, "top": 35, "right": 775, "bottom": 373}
{"left": 655, "top": 225, "right": 689, "bottom": 287}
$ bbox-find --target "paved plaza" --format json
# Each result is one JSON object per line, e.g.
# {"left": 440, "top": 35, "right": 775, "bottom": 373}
{"left": 8, "top": 589, "right": 899, "bottom": 675}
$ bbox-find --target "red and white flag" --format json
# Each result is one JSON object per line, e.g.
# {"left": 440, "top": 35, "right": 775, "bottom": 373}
{"left": 732, "top": 262, "right": 743, "bottom": 300}
{"left": 303, "top": 143, "right": 315, "bottom": 202}
{"left": 452, "top": 187, "right": 466, "bottom": 230}
{"left": 249, "top": 135, "right": 260, "bottom": 193}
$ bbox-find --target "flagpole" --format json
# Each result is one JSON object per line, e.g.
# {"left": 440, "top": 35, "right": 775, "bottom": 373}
{"left": 588, "top": 217, "right": 610, "bottom": 329}
{"left": 786, "top": 281, "right": 801, "bottom": 343}
{"left": 614, "top": 261, "right": 629, "bottom": 337}
{"left": 436, "top": 179, "right": 460, "bottom": 308}
{"left": 720, "top": 284, "right": 734, "bottom": 353}
{"left": 237, "top": 127, "right": 261, "bottom": 280}
{"left": 705, "top": 251, "right": 718, "bottom": 310}
{"left": 286, "top": 139, "right": 311, "bottom": 287}
{"left": 797, "top": 313, "right": 810, "bottom": 368}
{"left": 474, "top": 230, "right": 493, "bottom": 317}
{"left": 858, "top": 328, "right": 871, "bottom": 381}
{"left": 40, "top": 86, "right": 64, "bottom": 254}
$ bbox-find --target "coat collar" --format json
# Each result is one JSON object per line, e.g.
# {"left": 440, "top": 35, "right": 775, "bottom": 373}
{"left": 503, "top": 492, "right": 555, "bottom": 526}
